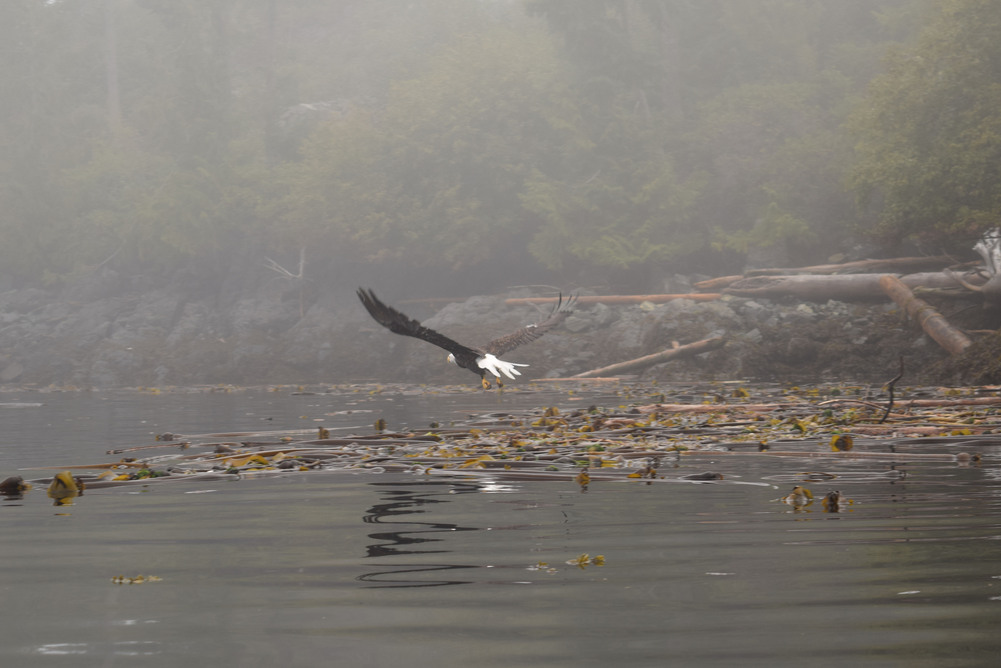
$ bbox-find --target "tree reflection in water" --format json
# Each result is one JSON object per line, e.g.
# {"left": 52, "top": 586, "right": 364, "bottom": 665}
{"left": 357, "top": 480, "right": 483, "bottom": 588}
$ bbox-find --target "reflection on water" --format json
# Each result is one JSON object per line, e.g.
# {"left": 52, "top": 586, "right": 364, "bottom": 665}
{"left": 360, "top": 481, "right": 482, "bottom": 587}
{"left": 2, "top": 388, "right": 1001, "bottom": 667}
{"left": 35, "top": 640, "right": 161, "bottom": 657}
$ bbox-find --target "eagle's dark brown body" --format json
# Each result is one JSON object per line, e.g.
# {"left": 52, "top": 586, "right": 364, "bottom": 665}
{"left": 357, "top": 288, "right": 576, "bottom": 388}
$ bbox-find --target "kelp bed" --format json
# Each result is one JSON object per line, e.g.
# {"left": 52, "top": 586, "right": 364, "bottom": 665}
{"left": 4, "top": 381, "right": 1000, "bottom": 506}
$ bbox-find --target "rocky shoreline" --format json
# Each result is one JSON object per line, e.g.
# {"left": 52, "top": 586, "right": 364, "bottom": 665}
{"left": 0, "top": 270, "right": 995, "bottom": 389}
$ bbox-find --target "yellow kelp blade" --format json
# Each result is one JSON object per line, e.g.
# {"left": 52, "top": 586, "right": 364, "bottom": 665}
{"left": 47, "top": 471, "right": 83, "bottom": 506}
{"left": 782, "top": 485, "right": 814, "bottom": 508}
{"left": 830, "top": 434, "right": 853, "bottom": 452}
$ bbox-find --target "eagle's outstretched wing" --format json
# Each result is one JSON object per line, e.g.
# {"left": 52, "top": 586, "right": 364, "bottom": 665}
{"left": 357, "top": 288, "right": 481, "bottom": 361}
{"left": 483, "top": 293, "right": 577, "bottom": 357}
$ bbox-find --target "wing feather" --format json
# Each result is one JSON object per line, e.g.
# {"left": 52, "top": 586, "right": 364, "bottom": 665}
{"left": 357, "top": 288, "right": 481, "bottom": 361}
{"left": 484, "top": 293, "right": 577, "bottom": 356}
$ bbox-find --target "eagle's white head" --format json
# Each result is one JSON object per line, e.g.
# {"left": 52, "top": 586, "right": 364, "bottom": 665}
{"left": 447, "top": 353, "right": 457, "bottom": 366}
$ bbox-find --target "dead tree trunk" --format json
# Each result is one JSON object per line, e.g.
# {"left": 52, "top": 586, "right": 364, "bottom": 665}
{"left": 878, "top": 274, "right": 972, "bottom": 355}
{"left": 694, "top": 256, "right": 960, "bottom": 292}
{"left": 745, "top": 255, "right": 956, "bottom": 276}
{"left": 506, "top": 294, "right": 721, "bottom": 306}
{"left": 573, "top": 337, "right": 725, "bottom": 378}
{"left": 723, "top": 272, "right": 973, "bottom": 301}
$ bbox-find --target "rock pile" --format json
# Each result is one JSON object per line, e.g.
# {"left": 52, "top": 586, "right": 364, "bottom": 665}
{"left": 0, "top": 275, "right": 988, "bottom": 388}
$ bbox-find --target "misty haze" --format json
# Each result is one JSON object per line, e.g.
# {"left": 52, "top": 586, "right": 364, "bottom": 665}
{"left": 1, "top": 0, "right": 999, "bottom": 387}
{"left": 4, "top": 3, "right": 1001, "bottom": 667}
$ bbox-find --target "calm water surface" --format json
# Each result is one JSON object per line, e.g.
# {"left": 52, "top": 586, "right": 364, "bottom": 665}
{"left": 2, "top": 386, "right": 1000, "bottom": 667}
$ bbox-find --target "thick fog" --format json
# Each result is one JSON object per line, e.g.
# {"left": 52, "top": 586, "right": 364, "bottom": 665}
{"left": 1, "top": 0, "right": 998, "bottom": 386}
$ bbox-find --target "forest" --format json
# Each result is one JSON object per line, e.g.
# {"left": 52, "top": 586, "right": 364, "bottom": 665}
{"left": 2, "top": 0, "right": 1000, "bottom": 297}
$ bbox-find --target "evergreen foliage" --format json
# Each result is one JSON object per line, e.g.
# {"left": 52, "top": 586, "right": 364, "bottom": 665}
{"left": 0, "top": 0, "right": 990, "bottom": 291}
{"left": 849, "top": 0, "right": 1001, "bottom": 248}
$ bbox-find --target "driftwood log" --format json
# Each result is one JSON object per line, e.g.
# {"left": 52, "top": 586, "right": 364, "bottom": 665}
{"left": 693, "top": 256, "right": 960, "bottom": 292}
{"left": 691, "top": 275, "right": 744, "bottom": 291}
{"left": 573, "top": 337, "right": 725, "bottom": 378}
{"left": 722, "top": 271, "right": 977, "bottom": 301}
{"left": 745, "top": 255, "right": 957, "bottom": 276}
{"left": 878, "top": 274, "right": 972, "bottom": 355}
{"left": 506, "top": 294, "right": 721, "bottom": 306}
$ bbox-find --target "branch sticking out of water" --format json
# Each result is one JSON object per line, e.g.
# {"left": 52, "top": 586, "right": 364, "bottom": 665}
{"left": 880, "top": 356, "right": 905, "bottom": 424}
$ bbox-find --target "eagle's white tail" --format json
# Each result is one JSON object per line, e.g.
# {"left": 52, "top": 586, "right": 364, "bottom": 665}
{"left": 477, "top": 353, "right": 528, "bottom": 380}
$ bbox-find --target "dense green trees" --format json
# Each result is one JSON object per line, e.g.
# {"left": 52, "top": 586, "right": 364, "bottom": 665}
{"left": 0, "top": 0, "right": 994, "bottom": 294}
{"left": 278, "top": 17, "right": 583, "bottom": 271}
{"left": 849, "top": 0, "right": 1001, "bottom": 249}
{"left": 523, "top": 0, "right": 923, "bottom": 272}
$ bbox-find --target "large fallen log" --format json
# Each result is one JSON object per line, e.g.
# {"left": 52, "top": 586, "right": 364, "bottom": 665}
{"left": 745, "top": 255, "right": 957, "bottom": 276}
{"left": 573, "top": 337, "right": 725, "bottom": 378}
{"left": 878, "top": 274, "right": 972, "bottom": 355}
{"left": 722, "top": 271, "right": 976, "bottom": 301}
{"left": 692, "top": 275, "right": 745, "bottom": 292}
{"left": 506, "top": 294, "right": 721, "bottom": 306}
{"left": 693, "top": 256, "right": 961, "bottom": 292}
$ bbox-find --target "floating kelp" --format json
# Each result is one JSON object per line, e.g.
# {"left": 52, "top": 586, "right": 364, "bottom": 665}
{"left": 111, "top": 574, "right": 162, "bottom": 585}
{"left": 46, "top": 471, "right": 83, "bottom": 506}
{"left": 0, "top": 475, "right": 31, "bottom": 499}
{"left": 781, "top": 485, "right": 814, "bottom": 508}
{"left": 566, "top": 553, "right": 606, "bottom": 569}
{"left": 6, "top": 382, "right": 1000, "bottom": 504}
{"left": 821, "top": 490, "right": 851, "bottom": 512}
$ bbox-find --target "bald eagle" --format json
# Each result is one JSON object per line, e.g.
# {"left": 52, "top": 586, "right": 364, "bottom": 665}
{"left": 357, "top": 288, "right": 576, "bottom": 388}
